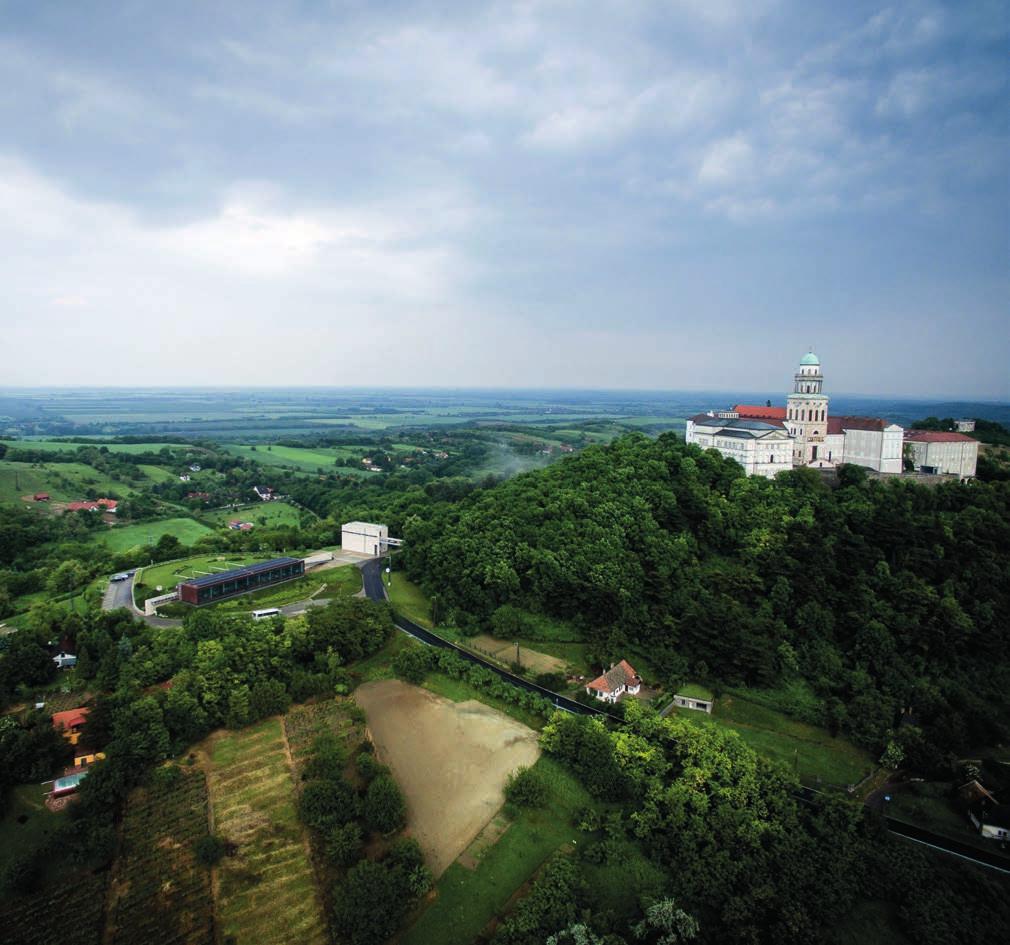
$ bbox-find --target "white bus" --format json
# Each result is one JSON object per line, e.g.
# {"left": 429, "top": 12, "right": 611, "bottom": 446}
{"left": 252, "top": 608, "right": 281, "bottom": 620}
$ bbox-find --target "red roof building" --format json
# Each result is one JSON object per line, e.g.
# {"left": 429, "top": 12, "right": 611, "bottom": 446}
{"left": 586, "top": 660, "right": 642, "bottom": 704}
{"left": 33, "top": 492, "right": 50, "bottom": 501}
{"left": 904, "top": 430, "right": 976, "bottom": 443}
{"left": 733, "top": 404, "right": 787, "bottom": 421}
{"left": 66, "top": 498, "right": 117, "bottom": 512}
{"left": 826, "top": 416, "right": 890, "bottom": 434}
{"left": 52, "top": 708, "right": 90, "bottom": 745}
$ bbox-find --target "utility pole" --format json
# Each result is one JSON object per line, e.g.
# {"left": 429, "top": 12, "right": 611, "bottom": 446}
{"left": 515, "top": 641, "right": 520, "bottom": 668}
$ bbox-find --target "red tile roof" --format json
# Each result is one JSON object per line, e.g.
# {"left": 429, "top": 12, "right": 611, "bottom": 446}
{"left": 587, "top": 659, "right": 640, "bottom": 694}
{"left": 733, "top": 404, "right": 786, "bottom": 421}
{"left": 904, "top": 430, "right": 976, "bottom": 443}
{"left": 52, "top": 708, "right": 89, "bottom": 731}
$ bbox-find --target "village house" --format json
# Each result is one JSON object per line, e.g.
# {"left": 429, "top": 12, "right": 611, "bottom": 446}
{"left": 52, "top": 707, "right": 90, "bottom": 745}
{"left": 52, "top": 651, "right": 77, "bottom": 670}
{"left": 671, "top": 684, "right": 714, "bottom": 714}
{"left": 586, "top": 660, "right": 641, "bottom": 704}
{"left": 969, "top": 800, "right": 1010, "bottom": 841}
{"left": 253, "top": 485, "right": 276, "bottom": 501}
{"left": 33, "top": 492, "right": 50, "bottom": 501}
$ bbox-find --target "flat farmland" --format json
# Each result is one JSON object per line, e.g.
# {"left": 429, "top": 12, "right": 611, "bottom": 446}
{"left": 107, "top": 769, "right": 214, "bottom": 945}
{"left": 94, "top": 517, "right": 214, "bottom": 553}
{"left": 355, "top": 679, "right": 540, "bottom": 876}
{"left": 0, "top": 439, "right": 185, "bottom": 454}
{"left": 206, "top": 719, "right": 327, "bottom": 945}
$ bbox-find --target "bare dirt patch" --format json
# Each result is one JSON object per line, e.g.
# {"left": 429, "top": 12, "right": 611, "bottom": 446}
{"left": 355, "top": 679, "right": 540, "bottom": 876}
{"left": 468, "top": 634, "right": 567, "bottom": 675}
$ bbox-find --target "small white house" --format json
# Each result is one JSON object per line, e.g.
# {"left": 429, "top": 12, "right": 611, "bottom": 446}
{"left": 341, "top": 522, "right": 389, "bottom": 556}
{"left": 53, "top": 652, "right": 77, "bottom": 669}
{"left": 586, "top": 660, "right": 641, "bottom": 704}
{"left": 970, "top": 801, "right": 1010, "bottom": 841}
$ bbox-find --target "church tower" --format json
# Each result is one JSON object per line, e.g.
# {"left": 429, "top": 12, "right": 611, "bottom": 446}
{"left": 786, "top": 351, "right": 829, "bottom": 465}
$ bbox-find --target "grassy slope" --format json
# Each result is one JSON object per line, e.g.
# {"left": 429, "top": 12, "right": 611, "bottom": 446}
{"left": 0, "top": 784, "right": 67, "bottom": 875}
{"left": 0, "top": 440, "right": 180, "bottom": 455}
{"left": 403, "top": 756, "right": 662, "bottom": 945}
{"left": 93, "top": 518, "right": 214, "bottom": 553}
{"left": 203, "top": 501, "right": 303, "bottom": 528}
{"left": 386, "top": 574, "right": 433, "bottom": 627}
{"left": 0, "top": 461, "right": 137, "bottom": 504}
{"left": 206, "top": 719, "right": 327, "bottom": 945}
{"left": 676, "top": 693, "right": 872, "bottom": 786}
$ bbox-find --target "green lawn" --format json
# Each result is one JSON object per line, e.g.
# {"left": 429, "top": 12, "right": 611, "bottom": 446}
{"left": 386, "top": 574, "right": 434, "bottom": 627}
{"left": 203, "top": 501, "right": 304, "bottom": 529}
{"left": 183, "top": 565, "right": 362, "bottom": 614}
{"left": 0, "top": 783, "right": 68, "bottom": 875}
{"left": 676, "top": 682, "right": 714, "bottom": 701}
{"left": 136, "top": 554, "right": 266, "bottom": 595}
{"left": 93, "top": 517, "right": 213, "bottom": 554}
{"left": 675, "top": 693, "right": 872, "bottom": 786}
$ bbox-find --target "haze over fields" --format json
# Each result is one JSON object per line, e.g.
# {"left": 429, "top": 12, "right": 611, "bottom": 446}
{"left": 1, "top": 1, "right": 1007, "bottom": 398}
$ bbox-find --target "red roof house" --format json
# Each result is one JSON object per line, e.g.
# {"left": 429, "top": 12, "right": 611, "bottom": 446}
{"left": 52, "top": 708, "right": 90, "bottom": 745}
{"left": 33, "top": 492, "right": 50, "bottom": 501}
{"left": 586, "top": 660, "right": 641, "bottom": 704}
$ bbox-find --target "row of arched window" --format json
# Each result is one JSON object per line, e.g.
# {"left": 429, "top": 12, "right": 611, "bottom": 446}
{"left": 788, "top": 406, "right": 826, "bottom": 422}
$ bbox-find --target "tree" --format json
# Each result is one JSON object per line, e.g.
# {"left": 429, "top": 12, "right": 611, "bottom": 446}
{"left": 880, "top": 740, "right": 904, "bottom": 770}
{"left": 195, "top": 834, "right": 227, "bottom": 866}
{"left": 47, "top": 558, "right": 88, "bottom": 595}
{"left": 330, "top": 860, "right": 406, "bottom": 945}
{"left": 324, "top": 821, "right": 363, "bottom": 867}
{"left": 364, "top": 774, "right": 406, "bottom": 834}
{"left": 633, "top": 898, "right": 700, "bottom": 944}
{"left": 300, "top": 778, "right": 359, "bottom": 831}
{"left": 504, "top": 764, "right": 550, "bottom": 807}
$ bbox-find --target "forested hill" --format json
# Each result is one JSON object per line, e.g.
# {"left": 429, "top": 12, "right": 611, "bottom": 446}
{"left": 402, "top": 433, "right": 1010, "bottom": 771}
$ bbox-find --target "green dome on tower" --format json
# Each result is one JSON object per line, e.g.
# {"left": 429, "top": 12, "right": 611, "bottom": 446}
{"left": 800, "top": 351, "right": 820, "bottom": 366}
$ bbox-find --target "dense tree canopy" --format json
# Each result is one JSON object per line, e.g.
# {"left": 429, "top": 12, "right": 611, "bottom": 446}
{"left": 403, "top": 434, "right": 1010, "bottom": 769}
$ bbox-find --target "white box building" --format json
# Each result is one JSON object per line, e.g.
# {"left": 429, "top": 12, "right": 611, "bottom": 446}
{"left": 341, "top": 522, "right": 389, "bottom": 556}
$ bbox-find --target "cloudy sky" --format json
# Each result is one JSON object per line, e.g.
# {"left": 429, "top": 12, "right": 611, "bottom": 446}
{"left": 1, "top": 0, "right": 1006, "bottom": 397}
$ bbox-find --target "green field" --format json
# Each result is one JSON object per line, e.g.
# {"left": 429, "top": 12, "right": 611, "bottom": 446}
{"left": 93, "top": 517, "right": 214, "bottom": 554}
{"left": 222, "top": 443, "right": 378, "bottom": 476}
{"left": 0, "top": 461, "right": 137, "bottom": 505}
{"left": 677, "top": 693, "right": 872, "bottom": 786}
{"left": 206, "top": 718, "right": 328, "bottom": 945}
{"left": 403, "top": 756, "right": 662, "bottom": 945}
{"left": 204, "top": 501, "right": 304, "bottom": 529}
{"left": 179, "top": 564, "right": 362, "bottom": 614}
{"left": 137, "top": 464, "right": 177, "bottom": 483}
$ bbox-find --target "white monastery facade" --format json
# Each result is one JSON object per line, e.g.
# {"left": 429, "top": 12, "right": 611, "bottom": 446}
{"left": 686, "top": 352, "right": 910, "bottom": 478}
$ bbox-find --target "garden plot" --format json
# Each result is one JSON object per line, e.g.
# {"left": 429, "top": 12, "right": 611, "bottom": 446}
{"left": 205, "top": 719, "right": 327, "bottom": 945}
{"left": 355, "top": 680, "right": 540, "bottom": 876}
{"left": 467, "top": 634, "right": 567, "bottom": 675}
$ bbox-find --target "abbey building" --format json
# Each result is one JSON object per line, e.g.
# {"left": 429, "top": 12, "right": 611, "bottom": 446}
{"left": 685, "top": 352, "right": 904, "bottom": 479}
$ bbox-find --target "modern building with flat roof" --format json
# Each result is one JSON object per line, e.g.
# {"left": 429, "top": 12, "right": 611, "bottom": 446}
{"left": 177, "top": 557, "right": 305, "bottom": 606}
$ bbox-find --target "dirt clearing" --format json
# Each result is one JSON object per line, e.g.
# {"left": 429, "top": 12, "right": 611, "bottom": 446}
{"left": 355, "top": 679, "right": 540, "bottom": 876}
{"left": 469, "top": 635, "right": 567, "bottom": 675}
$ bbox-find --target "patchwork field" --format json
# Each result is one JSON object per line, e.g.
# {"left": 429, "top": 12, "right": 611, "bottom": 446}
{"left": 205, "top": 719, "right": 327, "bottom": 945}
{"left": 355, "top": 679, "right": 540, "bottom": 875}
{"left": 107, "top": 768, "right": 214, "bottom": 945}
{"left": 94, "top": 517, "right": 214, "bottom": 554}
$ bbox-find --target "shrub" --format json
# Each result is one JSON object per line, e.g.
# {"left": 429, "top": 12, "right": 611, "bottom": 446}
{"left": 195, "top": 833, "right": 227, "bottom": 867}
{"left": 504, "top": 764, "right": 550, "bottom": 808}
{"left": 392, "top": 647, "right": 434, "bottom": 683}
{"left": 535, "top": 671, "right": 567, "bottom": 691}
{"left": 356, "top": 751, "right": 389, "bottom": 783}
{"left": 300, "top": 777, "right": 360, "bottom": 831}
{"left": 331, "top": 860, "right": 406, "bottom": 945}
{"left": 364, "top": 774, "right": 406, "bottom": 834}
{"left": 325, "top": 821, "right": 363, "bottom": 867}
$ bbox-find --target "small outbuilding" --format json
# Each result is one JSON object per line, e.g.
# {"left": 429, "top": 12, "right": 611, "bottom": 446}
{"left": 672, "top": 683, "right": 714, "bottom": 714}
{"left": 969, "top": 800, "right": 1010, "bottom": 841}
{"left": 52, "top": 708, "right": 90, "bottom": 745}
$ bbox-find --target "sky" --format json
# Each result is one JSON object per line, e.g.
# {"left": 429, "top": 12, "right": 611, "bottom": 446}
{"left": 0, "top": 0, "right": 1007, "bottom": 398}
